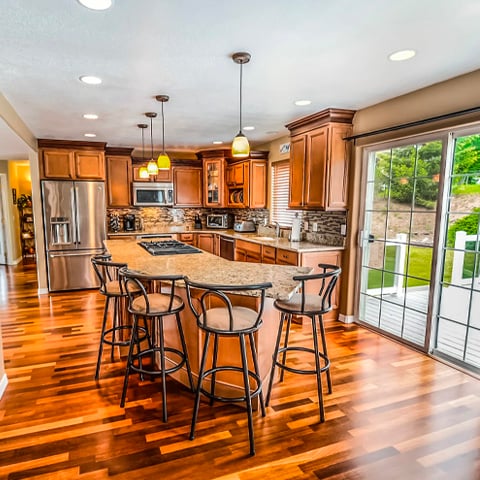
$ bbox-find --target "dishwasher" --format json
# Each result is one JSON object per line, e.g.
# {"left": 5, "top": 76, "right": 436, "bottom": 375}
{"left": 219, "top": 236, "right": 235, "bottom": 260}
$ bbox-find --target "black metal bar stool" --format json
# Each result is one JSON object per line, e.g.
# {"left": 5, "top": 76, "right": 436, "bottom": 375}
{"left": 184, "top": 277, "right": 272, "bottom": 456}
{"left": 119, "top": 268, "right": 194, "bottom": 422}
{"left": 266, "top": 264, "right": 341, "bottom": 422}
{"left": 91, "top": 254, "right": 139, "bottom": 380}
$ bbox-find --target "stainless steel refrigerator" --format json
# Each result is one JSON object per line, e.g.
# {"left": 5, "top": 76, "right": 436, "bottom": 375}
{"left": 41, "top": 180, "right": 106, "bottom": 291}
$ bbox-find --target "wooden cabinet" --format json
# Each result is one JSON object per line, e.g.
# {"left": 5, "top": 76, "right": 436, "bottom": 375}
{"left": 132, "top": 165, "right": 172, "bottom": 182}
{"left": 234, "top": 239, "right": 262, "bottom": 263}
{"left": 106, "top": 147, "right": 133, "bottom": 207}
{"left": 197, "top": 233, "right": 215, "bottom": 254}
{"left": 38, "top": 140, "right": 106, "bottom": 180}
{"left": 276, "top": 248, "right": 298, "bottom": 266}
{"left": 178, "top": 233, "right": 195, "bottom": 245}
{"left": 261, "top": 245, "right": 276, "bottom": 264}
{"left": 173, "top": 166, "right": 203, "bottom": 207}
{"left": 203, "top": 157, "right": 225, "bottom": 208}
{"left": 286, "top": 108, "right": 354, "bottom": 211}
{"left": 226, "top": 155, "right": 268, "bottom": 209}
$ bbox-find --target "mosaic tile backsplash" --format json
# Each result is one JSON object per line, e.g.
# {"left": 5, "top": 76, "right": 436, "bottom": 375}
{"left": 106, "top": 207, "right": 346, "bottom": 246}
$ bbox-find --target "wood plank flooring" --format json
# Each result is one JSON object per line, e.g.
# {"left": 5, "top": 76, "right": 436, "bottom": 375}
{"left": 0, "top": 263, "right": 479, "bottom": 479}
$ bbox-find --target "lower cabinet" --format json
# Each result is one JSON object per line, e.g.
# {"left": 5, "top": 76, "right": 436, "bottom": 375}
{"left": 234, "top": 239, "right": 262, "bottom": 263}
{"left": 196, "top": 233, "right": 215, "bottom": 254}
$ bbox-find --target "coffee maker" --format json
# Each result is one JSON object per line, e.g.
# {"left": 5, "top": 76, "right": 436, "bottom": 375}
{"left": 123, "top": 214, "right": 136, "bottom": 231}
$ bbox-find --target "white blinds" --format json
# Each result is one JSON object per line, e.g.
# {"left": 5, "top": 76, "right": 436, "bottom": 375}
{"left": 271, "top": 160, "right": 302, "bottom": 226}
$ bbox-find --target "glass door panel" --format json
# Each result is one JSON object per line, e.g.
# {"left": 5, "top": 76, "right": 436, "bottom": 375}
{"left": 359, "top": 139, "right": 442, "bottom": 349}
{"left": 434, "top": 132, "right": 480, "bottom": 371}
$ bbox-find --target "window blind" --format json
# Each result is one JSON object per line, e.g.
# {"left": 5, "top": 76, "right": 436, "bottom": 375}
{"left": 271, "top": 160, "right": 302, "bottom": 226}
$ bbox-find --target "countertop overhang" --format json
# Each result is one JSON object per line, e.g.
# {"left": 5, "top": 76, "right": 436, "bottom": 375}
{"left": 104, "top": 238, "right": 311, "bottom": 301}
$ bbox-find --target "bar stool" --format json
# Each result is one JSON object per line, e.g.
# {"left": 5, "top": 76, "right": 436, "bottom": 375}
{"left": 91, "top": 254, "right": 139, "bottom": 380}
{"left": 184, "top": 277, "right": 272, "bottom": 456}
{"left": 119, "top": 268, "right": 194, "bottom": 422}
{"left": 266, "top": 264, "right": 341, "bottom": 422}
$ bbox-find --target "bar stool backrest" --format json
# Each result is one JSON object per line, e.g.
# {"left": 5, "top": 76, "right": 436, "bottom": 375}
{"left": 184, "top": 277, "right": 272, "bottom": 334}
{"left": 119, "top": 267, "right": 183, "bottom": 316}
{"left": 293, "top": 263, "right": 341, "bottom": 314}
{"left": 91, "top": 254, "right": 128, "bottom": 296}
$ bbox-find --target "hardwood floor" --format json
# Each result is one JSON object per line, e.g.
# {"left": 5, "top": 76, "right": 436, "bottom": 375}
{"left": 0, "top": 263, "right": 479, "bottom": 479}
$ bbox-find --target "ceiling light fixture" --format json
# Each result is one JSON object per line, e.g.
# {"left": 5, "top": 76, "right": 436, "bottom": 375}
{"left": 295, "top": 100, "right": 312, "bottom": 106}
{"left": 155, "top": 95, "right": 171, "bottom": 170}
{"left": 137, "top": 123, "right": 149, "bottom": 179}
{"left": 83, "top": 113, "right": 98, "bottom": 119}
{"left": 231, "top": 51, "right": 251, "bottom": 158}
{"left": 77, "top": 0, "right": 113, "bottom": 10}
{"left": 84, "top": 133, "right": 96, "bottom": 137}
{"left": 213, "top": 141, "right": 223, "bottom": 145}
{"left": 243, "top": 126, "right": 255, "bottom": 131}
{"left": 145, "top": 112, "right": 159, "bottom": 176}
{"left": 389, "top": 49, "right": 416, "bottom": 62}
{"left": 79, "top": 75, "right": 102, "bottom": 85}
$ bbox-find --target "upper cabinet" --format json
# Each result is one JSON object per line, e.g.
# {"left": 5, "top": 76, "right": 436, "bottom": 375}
{"left": 105, "top": 147, "right": 133, "bottom": 207}
{"left": 197, "top": 150, "right": 227, "bottom": 208}
{"left": 286, "top": 108, "right": 355, "bottom": 210}
{"left": 38, "top": 139, "right": 106, "bottom": 181}
{"left": 173, "top": 166, "right": 203, "bottom": 207}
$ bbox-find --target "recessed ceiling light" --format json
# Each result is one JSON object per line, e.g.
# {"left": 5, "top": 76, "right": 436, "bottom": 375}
{"left": 84, "top": 133, "right": 97, "bottom": 138}
{"left": 79, "top": 75, "right": 102, "bottom": 85}
{"left": 243, "top": 126, "right": 255, "bottom": 131}
{"left": 83, "top": 113, "right": 98, "bottom": 120}
{"left": 212, "top": 141, "right": 223, "bottom": 145}
{"left": 295, "top": 100, "right": 311, "bottom": 106}
{"left": 77, "top": 0, "right": 113, "bottom": 10}
{"left": 389, "top": 49, "right": 416, "bottom": 62}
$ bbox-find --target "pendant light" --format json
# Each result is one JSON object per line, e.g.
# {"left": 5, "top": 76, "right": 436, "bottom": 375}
{"left": 137, "top": 123, "right": 149, "bottom": 179}
{"left": 145, "top": 112, "right": 159, "bottom": 176}
{"left": 231, "top": 51, "right": 251, "bottom": 158}
{"left": 155, "top": 95, "right": 171, "bottom": 170}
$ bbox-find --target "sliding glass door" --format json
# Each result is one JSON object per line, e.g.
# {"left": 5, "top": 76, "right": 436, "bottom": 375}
{"left": 358, "top": 137, "right": 443, "bottom": 349}
{"left": 434, "top": 131, "right": 480, "bottom": 371}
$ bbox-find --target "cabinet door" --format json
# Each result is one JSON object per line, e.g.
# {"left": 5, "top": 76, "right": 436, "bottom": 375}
{"left": 204, "top": 159, "right": 225, "bottom": 207}
{"left": 304, "top": 126, "right": 328, "bottom": 209}
{"left": 41, "top": 150, "right": 74, "bottom": 179}
{"left": 276, "top": 249, "right": 298, "bottom": 266}
{"left": 289, "top": 136, "right": 306, "bottom": 207}
{"left": 173, "top": 167, "right": 203, "bottom": 206}
{"left": 326, "top": 124, "right": 351, "bottom": 210}
{"left": 197, "top": 233, "right": 214, "bottom": 253}
{"left": 249, "top": 161, "right": 266, "bottom": 208}
{"left": 75, "top": 151, "right": 105, "bottom": 180}
{"left": 106, "top": 156, "right": 131, "bottom": 207}
{"left": 179, "top": 233, "right": 195, "bottom": 245}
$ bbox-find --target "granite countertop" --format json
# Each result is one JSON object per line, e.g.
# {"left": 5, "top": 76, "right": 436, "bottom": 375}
{"left": 104, "top": 238, "right": 311, "bottom": 300}
{"left": 107, "top": 227, "right": 344, "bottom": 253}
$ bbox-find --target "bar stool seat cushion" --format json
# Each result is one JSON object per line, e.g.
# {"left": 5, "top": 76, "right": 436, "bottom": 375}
{"left": 131, "top": 293, "right": 183, "bottom": 315}
{"left": 201, "top": 306, "right": 258, "bottom": 331}
{"left": 103, "top": 280, "right": 141, "bottom": 296}
{"left": 275, "top": 293, "right": 325, "bottom": 314}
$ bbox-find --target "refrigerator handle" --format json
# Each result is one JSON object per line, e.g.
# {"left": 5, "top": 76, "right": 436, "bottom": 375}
{"left": 71, "top": 187, "right": 77, "bottom": 244}
{"left": 75, "top": 186, "right": 81, "bottom": 245}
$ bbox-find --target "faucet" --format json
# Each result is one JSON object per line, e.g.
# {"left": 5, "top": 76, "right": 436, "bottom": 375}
{"left": 273, "top": 222, "right": 280, "bottom": 238}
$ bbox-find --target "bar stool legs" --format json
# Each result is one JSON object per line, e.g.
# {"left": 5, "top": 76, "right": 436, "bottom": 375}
{"left": 266, "top": 312, "right": 331, "bottom": 422}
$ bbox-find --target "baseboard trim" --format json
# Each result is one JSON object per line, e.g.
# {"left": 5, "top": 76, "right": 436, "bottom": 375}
{"left": 338, "top": 314, "right": 355, "bottom": 324}
{"left": 38, "top": 287, "right": 49, "bottom": 295}
{"left": 0, "top": 373, "right": 8, "bottom": 400}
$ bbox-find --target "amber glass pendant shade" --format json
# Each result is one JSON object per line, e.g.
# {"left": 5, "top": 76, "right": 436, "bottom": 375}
{"left": 138, "top": 166, "right": 149, "bottom": 178}
{"left": 232, "top": 132, "right": 250, "bottom": 158}
{"left": 147, "top": 159, "right": 158, "bottom": 175}
{"left": 157, "top": 152, "right": 170, "bottom": 170}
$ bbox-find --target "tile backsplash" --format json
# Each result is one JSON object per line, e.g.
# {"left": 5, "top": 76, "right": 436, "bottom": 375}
{"left": 106, "top": 207, "right": 346, "bottom": 246}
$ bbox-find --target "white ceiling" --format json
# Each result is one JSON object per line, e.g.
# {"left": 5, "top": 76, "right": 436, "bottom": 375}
{"left": 1, "top": 0, "right": 480, "bottom": 156}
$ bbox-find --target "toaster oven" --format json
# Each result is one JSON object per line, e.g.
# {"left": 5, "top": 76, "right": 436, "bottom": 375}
{"left": 206, "top": 213, "right": 234, "bottom": 229}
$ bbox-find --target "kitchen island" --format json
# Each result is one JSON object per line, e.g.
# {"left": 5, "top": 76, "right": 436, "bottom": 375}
{"left": 104, "top": 238, "right": 311, "bottom": 399}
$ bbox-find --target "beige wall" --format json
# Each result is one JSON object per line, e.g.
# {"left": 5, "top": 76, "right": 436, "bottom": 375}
{"left": 341, "top": 68, "right": 480, "bottom": 319}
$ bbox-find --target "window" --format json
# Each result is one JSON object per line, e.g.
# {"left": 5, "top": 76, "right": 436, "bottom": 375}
{"left": 270, "top": 160, "right": 302, "bottom": 226}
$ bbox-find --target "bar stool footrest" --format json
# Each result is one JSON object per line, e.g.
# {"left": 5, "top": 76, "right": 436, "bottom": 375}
{"left": 129, "top": 347, "right": 187, "bottom": 377}
{"left": 275, "top": 346, "right": 330, "bottom": 376}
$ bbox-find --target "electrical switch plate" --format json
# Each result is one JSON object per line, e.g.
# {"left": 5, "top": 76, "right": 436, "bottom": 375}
{"left": 303, "top": 221, "right": 309, "bottom": 230}
{"left": 312, "top": 222, "right": 318, "bottom": 232}
{"left": 340, "top": 224, "right": 347, "bottom": 235}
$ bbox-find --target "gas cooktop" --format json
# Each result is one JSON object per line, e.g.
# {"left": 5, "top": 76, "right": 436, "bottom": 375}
{"left": 138, "top": 240, "right": 202, "bottom": 256}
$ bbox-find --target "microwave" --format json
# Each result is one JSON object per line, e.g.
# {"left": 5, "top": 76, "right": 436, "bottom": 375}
{"left": 206, "top": 213, "right": 234, "bottom": 229}
{"left": 132, "top": 182, "right": 174, "bottom": 206}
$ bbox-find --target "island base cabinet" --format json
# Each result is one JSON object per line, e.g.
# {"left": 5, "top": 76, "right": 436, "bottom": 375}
{"left": 158, "top": 288, "right": 278, "bottom": 402}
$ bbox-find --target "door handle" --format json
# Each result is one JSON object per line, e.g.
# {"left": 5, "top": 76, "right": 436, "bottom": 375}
{"left": 368, "top": 234, "right": 375, "bottom": 243}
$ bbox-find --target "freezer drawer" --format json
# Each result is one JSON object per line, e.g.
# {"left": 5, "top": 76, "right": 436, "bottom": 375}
{"left": 47, "top": 250, "right": 102, "bottom": 291}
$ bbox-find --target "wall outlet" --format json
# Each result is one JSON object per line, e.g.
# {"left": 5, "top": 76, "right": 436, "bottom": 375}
{"left": 303, "top": 221, "right": 309, "bottom": 230}
{"left": 312, "top": 222, "right": 318, "bottom": 232}
{"left": 340, "top": 224, "right": 347, "bottom": 236}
